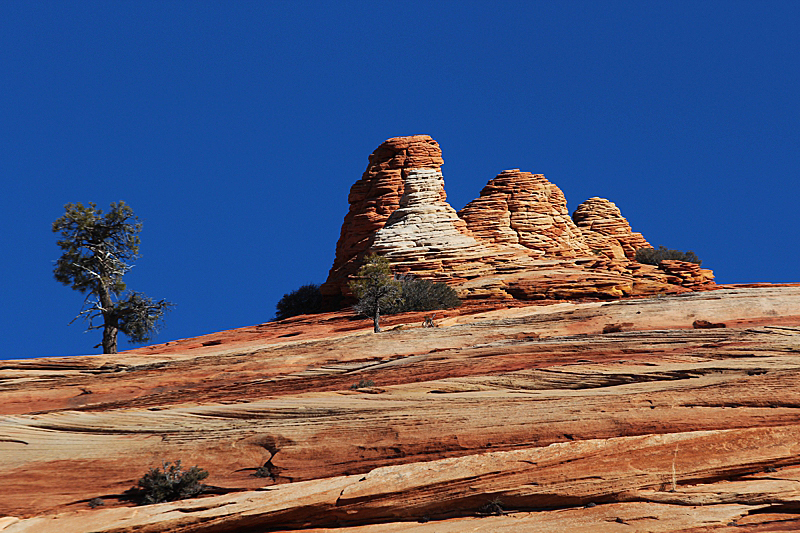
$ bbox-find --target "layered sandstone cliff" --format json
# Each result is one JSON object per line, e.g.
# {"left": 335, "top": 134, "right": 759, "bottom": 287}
{"left": 320, "top": 135, "right": 439, "bottom": 297}
{"left": 322, "top": 135, "right": 714, "bottom": 301}
{"left": 572, "top": 196, "right": 651, "bottom": 260}
{"left": 459, "top": 169, "right": 590, "bottom": 258}
{"left": 321, "top": 136, "right": 538, "bottom": 297}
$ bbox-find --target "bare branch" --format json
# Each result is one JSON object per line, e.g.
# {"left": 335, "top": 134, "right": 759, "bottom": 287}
{"left": 71, "top": 262, "right": 102, "bottom": 280}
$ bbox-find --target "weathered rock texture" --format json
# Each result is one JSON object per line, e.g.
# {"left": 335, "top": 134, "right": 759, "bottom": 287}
{"left": 321, "top": 135, "right": 444, "bottom": 297}
{"left": 2, "top": 286, "right": 800, "bottom": 532}
{"left": 572, "top": 196, "right": 651, "bottom": 260}
{"left": 459, "top": 169, "right": 590, "bottom": 258}
{"left": 368, "top": 168, "right": 539, "bottom": 285}
{"left": 659, "top": 259, "right": 716, "bottom": 289}
{"left": 322, "top": 135, "right": 714, "bottom": 302}
{"left": 322, "top": 135, "right": 538, "bottom": 296}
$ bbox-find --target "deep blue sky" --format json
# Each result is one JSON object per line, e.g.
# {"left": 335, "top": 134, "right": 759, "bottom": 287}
{"left": 2, "top": 1, "right": 798, "bottom": 359}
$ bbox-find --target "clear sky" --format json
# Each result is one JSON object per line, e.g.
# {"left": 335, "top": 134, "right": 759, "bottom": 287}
{"left": 2, "top": 1, "right": 798, "bottom": 359}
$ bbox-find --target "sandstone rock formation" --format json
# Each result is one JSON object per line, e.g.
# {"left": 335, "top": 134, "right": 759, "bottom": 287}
{"left": 459, "top": 169, "right": 590, "bottom": 258}
{"left": 367, "top": 168, "right": 541, "bottom": 285}
{"left": 321, "top": 135, "right": 538, "bottom": 297}
{"left": 322, "top": 135, "right": 714, "bottom": 302}
{"left": 368, "top": 167, "right": 499, "bottom": 280}
{"left": 659, "top": 259, "right": 716, "bottom": 289}
{"left": 572, "top": 196, "right": 651, "bottom": 260}
{"left": 320, "top": 135, "right": 445, "bottom": 297}
{"left": 2, "top": 286, "right": 800, "bottom": 532}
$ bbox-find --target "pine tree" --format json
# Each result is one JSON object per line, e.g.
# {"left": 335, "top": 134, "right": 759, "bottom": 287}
{"left": 349, "top": 254, "right": 401, "bottom": 333}
{"left": 52, "top": 201, "right": 173, "bottom": 353}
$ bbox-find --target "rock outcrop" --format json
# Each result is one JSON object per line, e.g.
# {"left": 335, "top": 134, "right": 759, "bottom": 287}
{"left": 659, "top": 259, "right": 715, "bottom": 289}
{"left": 2, "top": 286, "right": 800, "bottom": 531}
{"left": 367, "top": 166, "right": 536, "bottom": 285}
{"left": 321, "top": 135, "right": 441, "bottom": 297}
{"left": 321, "top": 135, "right": 713, "bottom": 301}
{"left": 322, "top": 135, "right": 538, "bottom": 297}
{"left": 459, "top": 169, "right": 590, "bottom": 258}
{"left": 571, "top": 197, "right": 651, "bottom": 260}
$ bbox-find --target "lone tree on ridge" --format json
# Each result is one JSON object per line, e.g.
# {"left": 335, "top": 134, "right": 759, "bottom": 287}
{"left": 349, "top": 254, "right": 401, "bottom": 333}
{"left": 53, "top": 201, "right": 173, "bottom": 354}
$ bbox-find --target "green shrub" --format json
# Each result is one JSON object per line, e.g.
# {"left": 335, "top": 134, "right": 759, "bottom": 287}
{"left": 350, "top": 379, "right": 375, "bottom": 389}
{"left": 635, "top": 246, "right": 702, "bottom": 266}
{"left": 275, "top": 283, "right": 323, "bottom": 320}
{"left": 133, "top": 460, "right": 209, "bottom": 505}
{"left": 392, "top": 276, "right": 461, "bottom": 313}
{"left": 350, "top": 254, "right": 402, "bottom": 333}
{"left": 88, "top": 497, "right": 104, "bottom": 508}
{"left": 252, "top": 463, "right": 273, "bottom": 479}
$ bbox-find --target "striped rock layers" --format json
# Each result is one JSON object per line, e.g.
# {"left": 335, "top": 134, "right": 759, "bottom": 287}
{"left": 459, "top": 169, "right": 591, "bottom": 258}
{"left": 572, "top": 197, "right": 651, "bottom": 260}
{"left": 368, "top": 166, "right": 536, "bottom": 284}
{"left": 659, "top": 260, "right": 716, "bottom": 289}
{"left": 320, "top": 135, "right": 442, "bottom": 297}
{"left": 322, "top": 135, "right": 714, "bottom": 300}
{"left": 321, "top": 136, "right": 536, "bottom": 298}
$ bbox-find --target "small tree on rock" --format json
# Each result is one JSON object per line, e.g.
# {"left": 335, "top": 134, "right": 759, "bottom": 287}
{"left": 53, "top": 201, "right": 173, "bottom": 354}
{"left": 349, "top": 254, "right": 401, "bottom": 333}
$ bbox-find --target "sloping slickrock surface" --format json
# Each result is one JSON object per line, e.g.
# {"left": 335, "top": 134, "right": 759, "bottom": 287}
{"left": 3, "top": 286, "right": 800, "bottom": 532}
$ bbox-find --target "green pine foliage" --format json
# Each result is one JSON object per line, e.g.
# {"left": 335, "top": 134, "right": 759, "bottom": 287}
{"left": 134, "top": 461, "right": 209, "bottom": 505}
{"left": 52, "top": 201, "right": 141, "bottom": 295}
{"left": 52, "top": 201, "right": 173, "bottom": 353}
{"left": 635, "top": 246, "right": 702, "bottom": 266}
{"left": 349, "top": 255, "right": 462, "bottom": 332}
{"left": 349, "top": 254, "right": 402, "bottom": 333}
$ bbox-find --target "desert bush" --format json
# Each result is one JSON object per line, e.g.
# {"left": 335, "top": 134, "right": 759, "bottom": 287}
{"left": 635, "top": 246, "right": 701, "bottom": 266}
{"left": 393, "top": 276, "right": 461, "bottom": 313}
{"left": 349, "top": 256, "right": 462, "bottom": 331}
{"left": 88, "top": 497, "right": 104, "bottom": 508}
{"left": 350, "top": 379, "right": 375, "bottom": 389}
{"left": 133, "top": 460, "right": 209, "bottom": 505}
{"left": 252, "top": 463, "right": 273, "bottom": 478}
{"left": 275, "top": 283, "right": 323, "bottom": 320}
{"left": 477, "top": 497, "right": 506, "bottom": 516}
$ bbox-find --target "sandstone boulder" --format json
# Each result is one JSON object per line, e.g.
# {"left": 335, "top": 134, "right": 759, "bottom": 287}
{"left": 659, "top": 259, "right": 716, "bottom": 289}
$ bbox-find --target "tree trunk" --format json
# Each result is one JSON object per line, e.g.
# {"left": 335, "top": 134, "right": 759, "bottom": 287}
{"left": 102, "top": 319, "right": 118, "bottom": 354}
{"left": 97, "top": 281, "right": 118, "bottom": 354}
{"left": 373, "top": 307, "right": 381, "bottom": 333}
